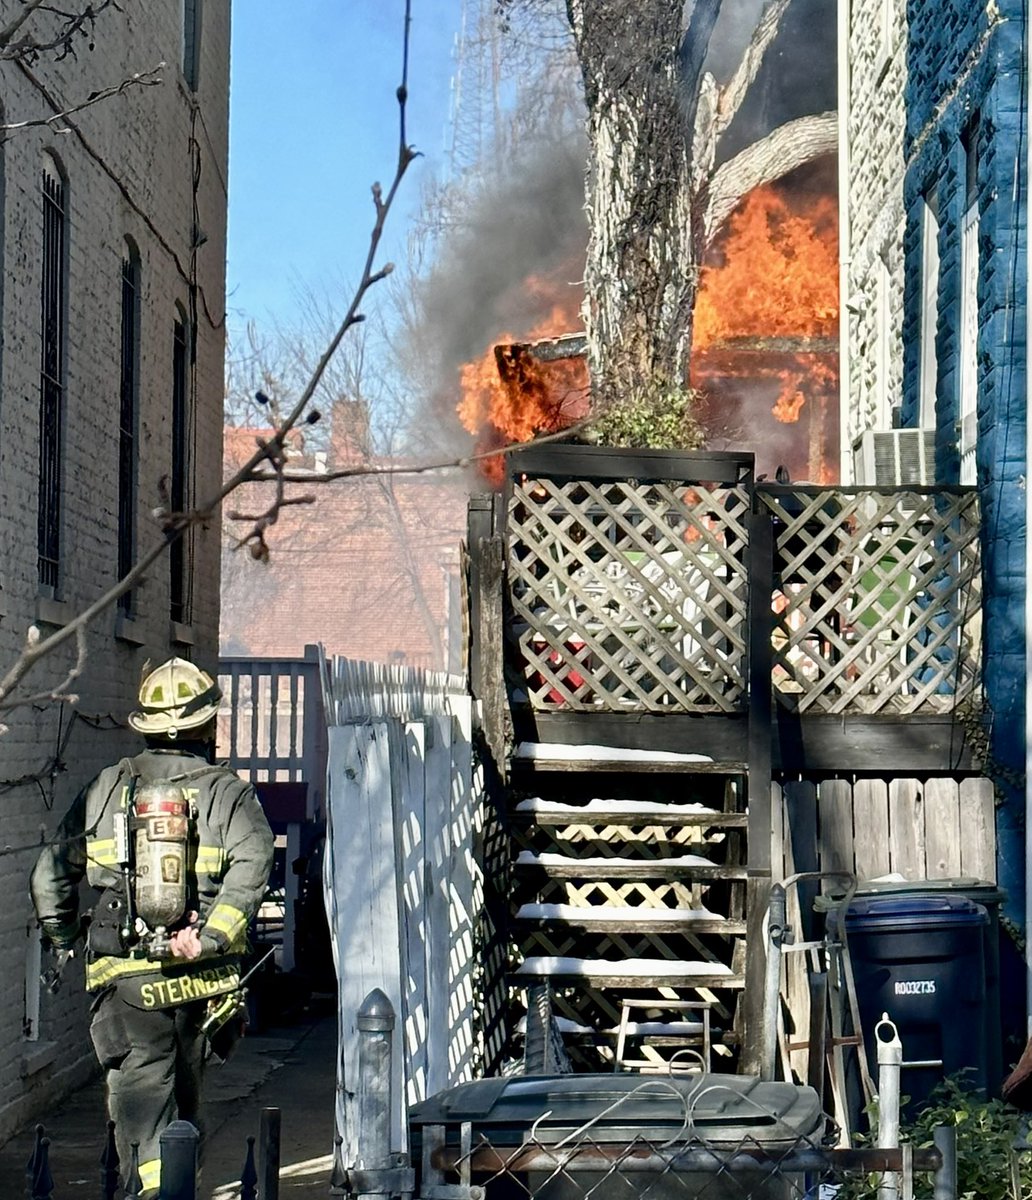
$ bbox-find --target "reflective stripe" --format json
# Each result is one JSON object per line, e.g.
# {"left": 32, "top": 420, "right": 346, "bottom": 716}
{"left": 192, "top": 845, "right": 226, "bottom": 874}
{"left": 139, "top": 1158, "right": 161, "bottom": 1188}
{"left": 86, "top": 954, "right": 166, "bottom": 989}
{"left": 86, "top": 838, "right": 118, "bottom": 866}
{"left": 204, "top": 903, "right": 247, "bottom": 942}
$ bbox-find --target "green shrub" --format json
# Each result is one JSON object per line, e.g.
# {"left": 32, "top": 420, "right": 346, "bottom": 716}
{"left": 587, "top": 380, "right": 703, "bottom": 450}
{"left": 844, "top": 1074, "right": 1032, "bottom": 1199}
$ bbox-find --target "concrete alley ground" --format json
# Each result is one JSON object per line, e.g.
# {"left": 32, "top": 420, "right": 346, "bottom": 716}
{"left": 0, "top": 1000, "right": 336, "bottom": 1196}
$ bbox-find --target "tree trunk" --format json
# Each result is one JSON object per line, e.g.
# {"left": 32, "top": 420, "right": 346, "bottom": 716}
{"left": 566, "top": 0, "right": 834, "bottom": 425}
{"left": 568, "top": 0, "right": 701, "bottom": 410}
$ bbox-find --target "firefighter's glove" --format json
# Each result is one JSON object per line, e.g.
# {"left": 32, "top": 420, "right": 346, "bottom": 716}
{"left": 41, "top": 918, "right": 80, "bottom": 952}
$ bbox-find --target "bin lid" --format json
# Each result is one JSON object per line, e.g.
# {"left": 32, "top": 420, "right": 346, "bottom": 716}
{"left": 857, "top": 877, "right": 1006, "bottom": 905}
{"left": 843, "top": 892, "right": 988, "bottom": 930}
{"left": 409, "top": 1073, "right": 824, "bottom": 1147}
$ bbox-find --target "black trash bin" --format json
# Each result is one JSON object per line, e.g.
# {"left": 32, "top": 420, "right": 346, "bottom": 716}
{"left": 841, "top": 892, "right": 990, "bottom": 1114}
{"left": 855, "top": 878, "right": 1005, "bottom": 1094}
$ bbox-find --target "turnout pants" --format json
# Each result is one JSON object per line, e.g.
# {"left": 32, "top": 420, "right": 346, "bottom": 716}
{"left": 89, "top": 987, "right": 207, "bottom": 1196}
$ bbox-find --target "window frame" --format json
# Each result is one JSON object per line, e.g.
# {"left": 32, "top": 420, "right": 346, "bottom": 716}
{"left": 117, "top": 245, "right": 141, "bottom": 613}
{"left": 38, "top": 154, "right": 67, "bottom": 595}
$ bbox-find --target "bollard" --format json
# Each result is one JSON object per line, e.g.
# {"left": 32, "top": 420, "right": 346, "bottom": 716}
{"left": 356, "top": 989, "right": 395, "bottom": 1172}
{"left": 932, "top": 1125, "right": 957, "bottom": 1200}
{"left": 876, "top": 1014, "right": 903, "bottom": 1200}
{"left": 30, "top": 1137, "right": 53, "bottom": 1200}
{"left": 100, "top": 1119, "right": 120, "bottom": 1200}
{"left": 258, "top": 1107, "right": 281, "bottom": 1200}
{"left": 158, "top": 1121, "right": 200, "bottom": 1200}
{"left": 240, "top": 1135, "right": 258, "bottom": 1200}
{"left": 329, "top": 1135, "right": 348, "bottom": 1197}
{"left": 124, "top": 1142, "right": 143, "bottom": 1199}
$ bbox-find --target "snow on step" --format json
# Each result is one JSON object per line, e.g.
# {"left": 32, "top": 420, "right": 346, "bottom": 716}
{"left": 515, "top": 742, "right": 714, "bottom": 764}
{"left": 516, "top": 798, "right": 720, "bottom": 817}
{"left": 517, "top": 902, "right": 719, "bottom": 923}
{"left": 517, "top": 957, "right": 734, "bottom": 979}
{"left": 604, "top": 1021, "right": 707, "bottom": 1036}
{"left": 516, "top": 1014, "right": 594, "bottom": 1035}
{"left": 516, "top": 851, "right": 715, "bottom": 868}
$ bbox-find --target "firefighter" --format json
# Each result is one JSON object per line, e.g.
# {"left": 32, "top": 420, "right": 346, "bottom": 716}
{"left": 30, "top": 658, "right": 274, "bottom": 1197}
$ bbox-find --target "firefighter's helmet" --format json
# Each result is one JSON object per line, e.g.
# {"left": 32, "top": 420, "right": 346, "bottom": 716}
{"left": 128, "top": 657, "right": 222, "bottom": 739}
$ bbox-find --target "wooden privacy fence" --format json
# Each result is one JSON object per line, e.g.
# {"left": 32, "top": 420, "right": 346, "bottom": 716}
{"left": 319, "top": 655, "right": 477, "bottom": 1167}
{"left": 772, "top": 776, "right": 996, "bottom": 887}
{"left": 500, "top": 446, "right": 981, "bottom": 717}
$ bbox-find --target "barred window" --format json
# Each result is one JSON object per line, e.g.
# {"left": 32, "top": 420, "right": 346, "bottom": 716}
{"left": 117, "top": 248, "right": 140, "bottom": 613}
{"left": 170, "top": 314, "right": 191, "bottom": 624}
{"left": 38, "top": 156, "right": 66, "bottom": 593}
{"left": 182, "top": 0, "right": 202, "bottom": 90}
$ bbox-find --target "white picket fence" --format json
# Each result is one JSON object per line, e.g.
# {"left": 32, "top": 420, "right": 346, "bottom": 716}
{"left": 319, "top": 653, "right": 477, "bottom": 1164}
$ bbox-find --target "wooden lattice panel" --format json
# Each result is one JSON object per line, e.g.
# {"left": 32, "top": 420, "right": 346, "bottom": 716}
{"left": 760, "top": 487, "right": 982, "bottom": 714}
{"left": 506, "top": 477, "right": 750, "bottom": 712}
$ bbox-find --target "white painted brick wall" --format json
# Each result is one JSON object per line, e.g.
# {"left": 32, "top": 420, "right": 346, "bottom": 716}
{"left": 845, "top": 0, "right": 908, "bottom": 452}
{"left": 0, "top": 1, "right": 229, "bottom": 1138}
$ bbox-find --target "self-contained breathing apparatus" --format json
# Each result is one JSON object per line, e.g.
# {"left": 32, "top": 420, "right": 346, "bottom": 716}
{"left": 88, "top": 771, "right": 195, "bottom": 962}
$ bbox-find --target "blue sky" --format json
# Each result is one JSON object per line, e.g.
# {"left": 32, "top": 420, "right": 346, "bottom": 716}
{"left": 226, "top": 1, "right": 460, "bottom": 342}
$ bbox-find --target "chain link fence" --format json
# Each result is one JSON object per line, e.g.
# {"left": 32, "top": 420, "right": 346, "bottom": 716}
{"left": 411, "top": 1083, "right": 955, "bottom": 1200}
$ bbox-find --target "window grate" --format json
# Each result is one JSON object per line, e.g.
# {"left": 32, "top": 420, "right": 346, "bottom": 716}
{"left": 117, "top": 256, "right": 139, "bottom": 613}
{"left": 170, "top": 316, "right": 190, "bottom": 624}
{"left": 38, "top": 166, "right": 65, "bottom": 591}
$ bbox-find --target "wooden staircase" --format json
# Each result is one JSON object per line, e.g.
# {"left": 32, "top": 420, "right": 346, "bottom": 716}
{"left": 509, "top": 752, "right": 752, "bottom": 1071}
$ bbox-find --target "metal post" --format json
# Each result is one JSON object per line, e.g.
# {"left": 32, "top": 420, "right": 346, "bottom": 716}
{"left": 762, "top": 883, "right": 787, "bottom": 1080}
{"left": 258, "top": 1107, "right": 281, "bottom": 1200}
{"left": 932, "top": 1126, "right": 958, "bottom": 1200}
{"left": 158, "top": 1120, "right": 199, "bottom": 1200}
{"left": 30, "top": 1138, "right": 53, "bottom": 1200}
{"left": 25, "top": 1124, "right": 44, "bottom": 1195}
{"left": 100, "top": 1120, "right": 120, "bottom": 1200}
{"left": 124, "top": 1143, "right": 143, "bottom": 1200}
{"left": 356, "top": 988, "right": 395, "bottom": 1191}
{"left": 240, "top": 1136, "right": 258, "bottom": 1200}
{"left": 876, "top": 1014, "right": 903, "bottom": 1200}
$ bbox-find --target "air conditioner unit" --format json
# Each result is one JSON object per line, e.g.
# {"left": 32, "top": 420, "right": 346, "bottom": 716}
{"left": 852, "top": 428, "right": 936, "bottom": 485}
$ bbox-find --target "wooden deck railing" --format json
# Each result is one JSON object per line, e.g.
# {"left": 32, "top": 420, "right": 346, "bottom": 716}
{"left": 492, "top": 446, "right": 981, "bottom": 719}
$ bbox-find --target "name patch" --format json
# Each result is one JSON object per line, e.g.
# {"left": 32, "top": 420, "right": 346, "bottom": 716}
{"left": 137, "top": 963, "right": 241, "bottom": 1009}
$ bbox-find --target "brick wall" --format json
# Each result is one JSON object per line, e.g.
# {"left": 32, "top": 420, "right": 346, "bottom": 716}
{"left": 0, "top": 3, "right": 229, "bottom": 1136}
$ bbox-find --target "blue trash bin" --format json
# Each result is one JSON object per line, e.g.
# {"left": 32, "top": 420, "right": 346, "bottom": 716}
{"left": 841, "top": 892, "right": 990, "bottom": 1114}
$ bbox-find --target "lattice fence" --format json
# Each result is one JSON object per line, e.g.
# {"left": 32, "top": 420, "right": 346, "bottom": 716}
{"left": 506, "top": 476, "right": 751, "bottom": 712}
{"left": 760, "top": 487, "right": 982, "bottom": 714}
{"left": 502, "top": 473, "right": 981, "bottom": 717}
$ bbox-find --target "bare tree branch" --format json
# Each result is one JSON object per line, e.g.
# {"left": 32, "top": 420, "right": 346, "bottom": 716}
{"left": 0, "top": 62, "right": 163, "bottom": 130}
{"left": 0, "top": 0, "right": 49, "bottom": 52}
{"left": 244, "top": 418, "right": 590, "bottom": 486}
{"left": 0, "top": 0, "right": 119, "bottom": 62}
{"left": 703, "top": 111, "right": 837, "bottom": 245}
{"left": 713, "top": 0, "right": 791, "bottom": 140}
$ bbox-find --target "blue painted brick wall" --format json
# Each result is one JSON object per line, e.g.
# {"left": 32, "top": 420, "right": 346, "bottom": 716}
{"left": 901, "top": 0, "right": 1026, "bottom": 922}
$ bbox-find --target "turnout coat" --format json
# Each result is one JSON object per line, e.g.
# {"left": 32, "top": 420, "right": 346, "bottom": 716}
{"left": 31, "top": 747, "right": 274, "bottom": 1009}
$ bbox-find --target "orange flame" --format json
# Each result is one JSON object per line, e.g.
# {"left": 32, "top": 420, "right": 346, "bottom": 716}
{"left": 457, "top": 180, "right": 840, "bottom": 483}
{"left": 694, "top": 185, "right": 839, "bottom": 349}
{"left": 457, "top": 271, "right": 587, "bottom": 480}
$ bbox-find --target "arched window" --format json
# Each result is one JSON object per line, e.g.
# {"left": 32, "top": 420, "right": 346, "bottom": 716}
{"left": 38, "top": 152, "right": 67, "bottom": 593}
{"left": 118, "top": 239, "right": 141, "bottom": 612}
